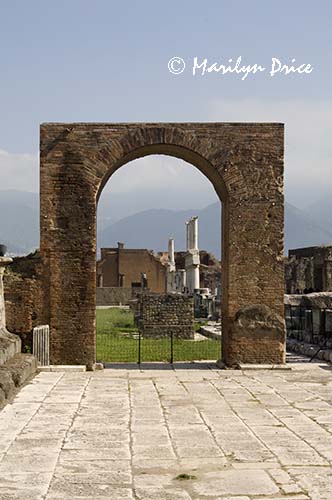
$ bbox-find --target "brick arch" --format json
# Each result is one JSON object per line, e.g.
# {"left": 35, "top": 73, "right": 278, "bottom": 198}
{"left": 96, "top": 143, "right": 229, "bottom": 202}
{"left": 85, "top": 125, "right": 247, "bottom": 204}
{"left": 40, "top": 122, "right": 285, "bottom": 368}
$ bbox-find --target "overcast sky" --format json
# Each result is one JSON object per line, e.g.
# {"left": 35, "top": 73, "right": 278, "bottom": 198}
{"left": 0, "top": 0, "right": 331, "bottom": 210}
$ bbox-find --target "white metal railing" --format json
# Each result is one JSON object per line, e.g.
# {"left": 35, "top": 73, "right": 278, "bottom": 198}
{"left": 33, "top": 325, "right": 50, "bottom": 366}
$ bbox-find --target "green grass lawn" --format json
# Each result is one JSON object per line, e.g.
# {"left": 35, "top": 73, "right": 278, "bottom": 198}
{"left": 96, "top": 307, "right": 221, "bottom": 363}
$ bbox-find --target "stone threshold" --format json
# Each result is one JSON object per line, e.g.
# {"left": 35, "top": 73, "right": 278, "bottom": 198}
{"left": 38, "top": 365, "right": 87, "bottom": 372}
{"left": 216, "top": 360, "right": 292, "bottom": 370}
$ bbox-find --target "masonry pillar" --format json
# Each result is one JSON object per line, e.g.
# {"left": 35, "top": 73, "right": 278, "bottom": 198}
{"left": 0, "top": 257, "right": 12, "bottom": 330}
{"left": 0, "top": 254, "right": 21, "bottom": 365}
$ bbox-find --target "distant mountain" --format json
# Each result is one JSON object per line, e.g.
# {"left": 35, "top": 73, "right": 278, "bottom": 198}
{"left": 304, "top": 195, "right": 332, "bottom": 235}
{"left": 97, "top": 189, "right": 216, "bottom": 228}
{"left": 1, "top": 190, "right": 332, "bottom": 256}
{"left": 0, "top": 190, "right": 39, "bottom": 254}
{"left": 285, "top": 202, "right": 332, "bottom": 251}
{"left": 98, "top": 201, "right": 332, "bottom": 256}
{"left": 97, "top": 205, "right": 221, "bottom": 254}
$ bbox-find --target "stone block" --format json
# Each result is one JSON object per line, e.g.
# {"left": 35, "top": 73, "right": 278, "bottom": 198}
{"left": 305, "top": 309, "right": 313, "bottom": 333}
{"left": 227, "top": 304, "right": 286, "bottom": 365}
{"left": 6, "top": 353, "right": 38, "bottom": 387}
{"left": 0, "top": 328, "right": 21, "bottom": 366}
{"left": 325, "top": 309, "right": 332, "bottom": 333}
{"left": 312, "top": 309, "right": 321, "bottom": 335}
{"left": 38, "top": 365, "right": 86, "bottom": 372}
{"left": 0, "top": 366, "right": 15, "bottom": 398}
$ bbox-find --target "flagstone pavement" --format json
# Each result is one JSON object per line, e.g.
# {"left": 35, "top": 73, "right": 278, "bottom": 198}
{"left": 1, "top": 360, "right": 332, "bottom": 499}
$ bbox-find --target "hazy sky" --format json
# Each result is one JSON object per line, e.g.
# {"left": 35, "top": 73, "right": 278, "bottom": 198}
{"left": 0, "top": 0, "right": 331, "bottom": 209}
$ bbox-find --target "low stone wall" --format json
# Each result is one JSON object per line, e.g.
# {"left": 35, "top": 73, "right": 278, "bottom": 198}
{"left": 285, "top": 292, "right": 332, "bottom": 361}
{"left": 287, "top": 338, "right": 332, "bottom": 363}
{"left": 285, "top": 292, "right": 332, "bottom": 310}
{"left": 135, "top": 293, "right": 195, "bottom": 339}
{"left": 96, "top": 287, "right": 133, "bottom": 306}
{"left": 4, "top": 254, "right": 44, "bottom": 351}
{"left": 0, "top": 255, "right": 38, "bottom": 409}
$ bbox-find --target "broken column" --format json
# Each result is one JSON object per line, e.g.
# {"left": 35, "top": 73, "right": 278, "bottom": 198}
{"left": 166, "top": 237, "right": 176, "bottom": 293}
{"left": 185, "top": 217, "right": 200, "bottom": 294}
{"left": 0, "top": 248, "right": 21, "bottom": 365}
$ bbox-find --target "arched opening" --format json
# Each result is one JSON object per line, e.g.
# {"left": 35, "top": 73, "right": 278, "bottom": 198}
{"left": 40, "top": 122, "right": 285, "bottom": 368}
{"left": 96, "top": 150, "right": 225, "bottom": 364}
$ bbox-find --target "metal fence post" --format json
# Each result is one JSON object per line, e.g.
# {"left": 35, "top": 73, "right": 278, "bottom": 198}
{"left": 170, "top": 332, "right": 173, "bottom": 364}
{"left": 138, "top": 329, "right": 141, "bottom": 365}
{"left": 33, "top": 325, "right": 50, "bottom": 366}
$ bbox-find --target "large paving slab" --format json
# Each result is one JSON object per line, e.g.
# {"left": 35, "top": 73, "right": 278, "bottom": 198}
{"left": 0, "top": 361, "right": 331, "bottom": 499}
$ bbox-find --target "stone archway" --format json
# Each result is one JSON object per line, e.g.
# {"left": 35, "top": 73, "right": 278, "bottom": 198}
{"left": 40, "top": 122, "right": 285, "bottom": 368}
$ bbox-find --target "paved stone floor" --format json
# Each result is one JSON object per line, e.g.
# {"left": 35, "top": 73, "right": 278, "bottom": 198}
{"left": 1, "top": 361, "right": 332, "bottom": 499}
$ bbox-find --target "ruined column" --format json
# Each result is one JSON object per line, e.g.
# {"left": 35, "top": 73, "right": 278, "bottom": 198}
{"left": 166, "top": 237, "right": 176, "bottom": 293}
{"left": 0, "top": 248, "right": 21, "bottom": 365}
{"left": 186, "top": 222, "right": 190, "bottom": 251}
{"left": 185, "top": 217, "right": 200, "bottom": 293}
{"left": 192, "top": 216, "right": 198, "bottom": 250}
{"left": 0, "top": 256, "right": 12, "bottom": 330}
{"left": 168, "top": 237, "right": 175, "bottom": 266}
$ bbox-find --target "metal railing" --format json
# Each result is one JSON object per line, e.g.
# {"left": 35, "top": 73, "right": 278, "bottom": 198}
{"left": 33, "top": 325, "right": 50, "bottom": 366}
{"left": 96, "top": 329, "right": 221, "bottom": 364}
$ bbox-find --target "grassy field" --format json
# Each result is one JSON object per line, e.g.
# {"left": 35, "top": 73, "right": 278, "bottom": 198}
{"left": 96, "top": 307, "right": 221, "bottom": 363}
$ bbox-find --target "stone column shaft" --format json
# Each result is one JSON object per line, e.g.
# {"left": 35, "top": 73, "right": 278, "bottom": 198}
{"left": 0, "top": 257, "right": 12, "bottom": 329}
{"left": 168, "top": 237, "right": 175, "bottom": 265}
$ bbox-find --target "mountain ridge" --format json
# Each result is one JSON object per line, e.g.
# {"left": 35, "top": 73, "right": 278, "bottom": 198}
{"left": 1, "top": 190, "right": 332, "bottom": 256}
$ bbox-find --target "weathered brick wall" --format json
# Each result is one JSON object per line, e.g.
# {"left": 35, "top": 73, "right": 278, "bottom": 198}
{"left": 3, "top": 253, "right": 44, "bottom": 351}
{"left": 285, "top": 256, "right": 314, "bottom": 293}
{"left": 96, "top": 287, "right": 132, "bottom": 306}
{"left": 286, "top": 246, "right": 332, "bottom": 293}
{"left": 135, "top": 293, "right": 194, "bottom": 339}
{"left": 98, "top": 247, "right": 167, "bottom": 292}
{"left": 40, "top": 122, "right": 285, "bottom": 366}
{"left": 285, "top": 293, "right": 332, "bottom": 349}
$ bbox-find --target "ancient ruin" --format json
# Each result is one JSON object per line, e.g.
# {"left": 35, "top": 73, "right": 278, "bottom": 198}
{"left": 185, "top": 216, "right": 200, "bottom": 293}
{"left": 0, "top": 254, "right": 21, "bottom": 365}
{"left": 0, "top": 249, "right": 37, "bottom": 407}
{"left": 285, "top": 245, "right": 332, "bottom": 294}
{"left": 134, "top": 293, "right": 195, "bottom": 340}
{"left": 40, "top": 122, "right": 285, "bottom": 367}
{"left": 166, "top": 217, "right": 201, "bottom": 295}
{"left": 166, "top": 237, "right": 177, "bottom": 293}
{"left": 96, "top": 243, "right": 166, "bottom": 292}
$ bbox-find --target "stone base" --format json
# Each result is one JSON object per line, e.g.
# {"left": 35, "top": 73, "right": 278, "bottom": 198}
{"left": 216, "top": 359, "right": 225, "bottom": 369}
{"left": 0, "top": 327, "right": 21, "bottom": 366}
{"left": 287, "top": 338, "right": 332, "bottom": 363}
{"left": 225, "top": 305, "right": 286, "bottom": 365}
{"left": 216, "top": 358, "right": 291, "bottom": 370}
{"left": 38, "top": 365, "right": 87, "bottom": 372}
{"left": 0, "top": 353, "right": 37, "bottom": 408}
{"left": 238, "top": 363, "right": 291, "bottom": 370}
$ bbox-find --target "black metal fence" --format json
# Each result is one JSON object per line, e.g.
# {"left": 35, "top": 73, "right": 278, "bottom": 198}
{"left": 96, "top": 329, "right": 221, "bottom": 364}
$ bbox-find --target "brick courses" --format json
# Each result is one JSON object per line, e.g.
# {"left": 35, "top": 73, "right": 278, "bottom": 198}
{"left": 40, "top": 122, "right": 285, "bottom": 367}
